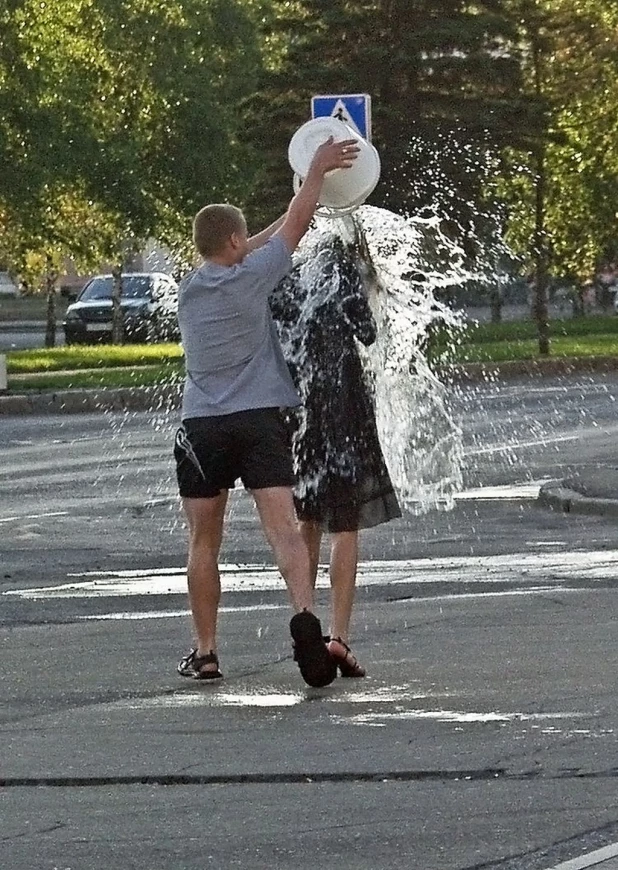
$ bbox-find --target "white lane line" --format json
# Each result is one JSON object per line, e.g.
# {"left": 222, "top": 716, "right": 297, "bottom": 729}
{"left": 465, "top": 433, "right": 581, "bottom": 456}
{"left": 455, "top": 481, "right": 548, "bottom": 500}
{"left": 545, "top": 842, "right": 618, "bottom": 870}
{"left": 78, "top": 604, "right": 285, "bottom": 621}
{"left": 7, "top": 543, "right": 613, "bottom": 600}
{"left": 0, "top": 511, "right": 69, "bottom": 524}
{"left": 73, "top": 587, "right": 574, "bottom": 621}
{"left": 344, "top": 709, "right": 592, "bottom": 726}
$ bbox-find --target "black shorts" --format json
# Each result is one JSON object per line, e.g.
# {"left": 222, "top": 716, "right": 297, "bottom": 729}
{"left": 174, "top": 408, "right": 295, "bottom": 498}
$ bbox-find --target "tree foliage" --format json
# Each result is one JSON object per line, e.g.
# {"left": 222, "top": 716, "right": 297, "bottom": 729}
{"left": 501, "top": 0, "right": 618, "bottom": 282}
{"left": 243, "top": 0, "right": 530, "bottom": 232}
{"left": 1, "top": 0, "right": 618, "bottom": 309}
{"left": 0, "top": 0, "right": 263, "bottom": 274}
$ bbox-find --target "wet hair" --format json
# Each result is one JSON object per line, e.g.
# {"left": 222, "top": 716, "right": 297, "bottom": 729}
{"left": 192, "top": 204, "right": 246, "bottom": 258}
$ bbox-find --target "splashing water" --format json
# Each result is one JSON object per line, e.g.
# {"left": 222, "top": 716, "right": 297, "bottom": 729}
{"left": 276, "top": 205, "right": 472, "bottom": 514}
{"left": 119, "top": 204, "right": 475, "bottom": 517}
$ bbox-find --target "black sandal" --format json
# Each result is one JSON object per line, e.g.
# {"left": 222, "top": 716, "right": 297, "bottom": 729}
{"left": 290, "top": 611, "right": 337, "bottom": 688}
{"left": 177, "top": 648, "right": 223, "bottom": 681}
{"left": 327, "top": 638, "right": 366, "bottom": 678}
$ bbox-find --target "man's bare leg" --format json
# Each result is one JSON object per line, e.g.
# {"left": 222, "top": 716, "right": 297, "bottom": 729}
{"left": 182, "top": 492, "right": 228, "bottom": 673}
{"left": 252, "top": 487, "right": 314, "bottom": 611}
{"left": 299, "top": 519, "right": 322, "bottom": 588}
{"left": 253, "top": 487, "right": 336, "bottom": 687}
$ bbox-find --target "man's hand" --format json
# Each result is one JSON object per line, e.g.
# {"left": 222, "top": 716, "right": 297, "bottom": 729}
{"left": 308, "top": 136, "right": 360, "bottom": 176}
{"left": 276, "top": 137, "right": 362, "bottom": 254}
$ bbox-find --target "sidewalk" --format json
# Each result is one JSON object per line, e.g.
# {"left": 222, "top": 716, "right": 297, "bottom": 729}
{"left": 0, "top": 319, "right": 50, "bottom": 331}
{"left": 539, "top": 467, "right": 618, "bottom": 518}
{"left": 4, "top": 356, "right": 618, "bottom": 416}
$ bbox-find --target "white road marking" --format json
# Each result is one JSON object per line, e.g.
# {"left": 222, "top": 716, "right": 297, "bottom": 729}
{"left": 78, "top": 604, "right": 285, "bottom": 620}
{"left": 72, "top": 587, "right": 571, "bottom": 621}
{"left": 454, "top": 481, "right": 548, "bottom": 500}
{"left": 544, "top": 842, "right": 618, "bottom": 870}
{"left": 465, "top": 433, "right": 580, "bottom": 456}
{"left": 4, "top": 549, "right": 617, "bottom": 600}
{"left": 0, "top": 511, "right": 69, "bottom": 524}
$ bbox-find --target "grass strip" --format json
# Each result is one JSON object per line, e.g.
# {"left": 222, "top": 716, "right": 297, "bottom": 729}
{"left": 7, "top": 343, "right": 183, "bottom": 374}
{"left": 451, "top": 334, "right": 618, "bottom": 363}
{"left": 8, "top": 363, "right": 183, "bottom": 392}
{"left": 461, "top": 314, "right": 618, "bottom": 343}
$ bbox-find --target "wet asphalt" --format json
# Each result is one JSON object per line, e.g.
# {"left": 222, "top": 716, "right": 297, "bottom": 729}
{"left": 1, "top": 373, "right": 618, "bottom": 869}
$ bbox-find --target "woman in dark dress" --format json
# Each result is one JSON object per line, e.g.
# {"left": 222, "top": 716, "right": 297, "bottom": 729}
{"left": 271, "top": 232, "right": 401, "bottom": 677}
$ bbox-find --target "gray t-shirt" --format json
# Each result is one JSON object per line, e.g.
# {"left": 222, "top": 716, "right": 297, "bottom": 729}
{"left": 178, "top": 235, "right": 300, "bottom": 419}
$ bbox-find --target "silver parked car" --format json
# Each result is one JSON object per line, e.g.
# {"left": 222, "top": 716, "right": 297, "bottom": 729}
{"left": 63, "top": 272, "right": 180, "bottom": 344}
{"left": 0, "top": 271, "right": 19, "bottom": 296}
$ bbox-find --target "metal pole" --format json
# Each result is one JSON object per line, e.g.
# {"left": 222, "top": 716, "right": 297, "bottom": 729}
{"left": 0, "top": 354, "right": 7, "bottom": 391}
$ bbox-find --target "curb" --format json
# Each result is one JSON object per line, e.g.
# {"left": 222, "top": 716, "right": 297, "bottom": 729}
{"left": 537, "top": 481, "right": 618, "bottom": 518}
{"left": 444, "top": 355, "right": 618, "bottom": 383}
{"left": 0, "top": 384, "right": 180, "bottom": 416}
{"left": 2, "top": 355, "right": 618, "bottom": 417}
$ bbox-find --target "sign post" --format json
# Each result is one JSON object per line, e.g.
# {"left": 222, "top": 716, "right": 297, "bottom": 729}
{"left": 311, "top": 93, "right": 372, "bottom": 141}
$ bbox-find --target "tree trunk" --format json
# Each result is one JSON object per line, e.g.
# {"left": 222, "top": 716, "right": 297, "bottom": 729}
{"left": 44, "top": 257, "right": 57, "bottom": 349}
{"left": 489, "top": 286, "right": 502, "bottom": 323}
{"left": 111, "top": 264, "right": 123, "bottom": 345}
{"left": 531, "top": 23, "right": 550, "bottom": 357}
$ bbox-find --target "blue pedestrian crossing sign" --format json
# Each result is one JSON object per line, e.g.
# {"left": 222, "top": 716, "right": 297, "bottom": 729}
{"left": 311, "top": 93, "right": 372, "bottom": 141}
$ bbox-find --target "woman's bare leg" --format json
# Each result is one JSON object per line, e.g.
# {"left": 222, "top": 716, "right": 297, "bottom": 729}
{"left": 329, "top": 530, "right": 359, "bottom": 642}
{"left": 327, "top": 530, "right": 366, "bottom": 676}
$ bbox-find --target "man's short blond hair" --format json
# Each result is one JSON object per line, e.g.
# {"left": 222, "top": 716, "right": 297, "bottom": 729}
{"left": 193, "top": 204, "right": 246, "bottom": 258}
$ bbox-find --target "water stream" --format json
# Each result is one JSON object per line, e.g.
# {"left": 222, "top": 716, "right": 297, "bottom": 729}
{"left": 273, "top": 205, "right": 472, "bottom": 514}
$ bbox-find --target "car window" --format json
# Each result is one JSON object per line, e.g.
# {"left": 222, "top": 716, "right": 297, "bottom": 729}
{"left": 78, "top": 276, "right": 152, "bottom": 301}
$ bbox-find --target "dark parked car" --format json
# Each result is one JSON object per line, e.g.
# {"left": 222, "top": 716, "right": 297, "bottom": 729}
{"left": 63, "top": 272, "right": 180, "bottom": 344}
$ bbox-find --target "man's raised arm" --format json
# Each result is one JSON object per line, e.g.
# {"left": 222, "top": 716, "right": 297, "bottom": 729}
{"left": 247, "top": 215, "right": 286, "bottom": 252}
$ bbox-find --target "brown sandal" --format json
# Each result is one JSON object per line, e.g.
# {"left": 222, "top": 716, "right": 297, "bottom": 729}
{"left": 327, "top": 638, "right": 366, "bottom": 678}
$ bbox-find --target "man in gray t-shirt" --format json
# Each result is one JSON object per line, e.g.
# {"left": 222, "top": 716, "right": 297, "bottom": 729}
{"left": 174, "top": 134, "right": 360, "bottom": 688}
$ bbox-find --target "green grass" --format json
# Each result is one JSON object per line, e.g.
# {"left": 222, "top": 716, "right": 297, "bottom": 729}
{"left": 5, "top": 315, "right": 618, "bottom": 393}
{"left": 9, "top": 362, "right": 183, "bottom": 391}
{"left": 430, "top": 315, "right": 618, "bottom": 364}
{"left": 453, "top": 334, "right": 618, "bottom": 363}
{"left": 462, "top": 315, "right": 618, "bottom": 344}
{"left": 7, "top": 343, "right": 183, "bottom": 373}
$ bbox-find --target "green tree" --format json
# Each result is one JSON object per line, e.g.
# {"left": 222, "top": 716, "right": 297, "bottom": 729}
{"left": 0, "top": 0, "right": 265, "bottom": 342}
{"left": 243, "top": 0, "right": 529, "bottom": 235}
{"left": 501, "top": 0, "right": 618, "bottom": 351}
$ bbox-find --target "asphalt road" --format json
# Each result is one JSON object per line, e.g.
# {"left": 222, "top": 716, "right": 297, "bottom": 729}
{"left": 0, "top": 303, "right": 579, "bottom": 351}
{"left": 0, "top": 325, "right": 64, "bottom": 351}
{"left": 1, "top": 372, "right": 618, "bottom": 869}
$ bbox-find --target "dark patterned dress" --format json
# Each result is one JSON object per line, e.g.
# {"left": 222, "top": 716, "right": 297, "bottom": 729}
{"left": 271, "top": 237, "right": 401, "bottom": 533}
